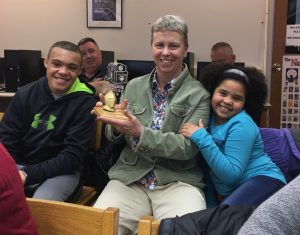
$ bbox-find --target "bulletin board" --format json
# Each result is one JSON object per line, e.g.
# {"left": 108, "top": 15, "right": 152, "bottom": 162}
{"left": 281, "top": 55, "right": 300, "bottom": 128}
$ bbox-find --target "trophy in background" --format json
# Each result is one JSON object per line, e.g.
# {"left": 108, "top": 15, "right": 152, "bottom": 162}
{"left": 93, "top": 62, "right": 129, "bottom": 120}
{"left": 104, "top": 62, "right": 128, "bottom": 101}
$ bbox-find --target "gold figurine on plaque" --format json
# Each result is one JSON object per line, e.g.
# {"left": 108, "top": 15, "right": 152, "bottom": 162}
{"left": 103, "top": 90, "right": 116, "bottom": 112}
{"left": 93, "top": 62, "right": 129, "bottom": 120}
{"left": 93, "top": 89, "right": 128, "bottom": 120}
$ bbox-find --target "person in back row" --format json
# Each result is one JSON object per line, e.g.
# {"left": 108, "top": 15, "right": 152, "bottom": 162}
{"left": 0, "top": 41, "right": 96, "bottom": 201}
{"left": 93, "top": 15, "right": 211, "bottom": 234}
{"left": 210, "top": 41, "right": 236, "bottom": 65}
{"left": 78, "top": 37, "right": 107, "bottom": 83}
{"left": 181, "top": 62, "right": 286, "bottom": 206}
{"left": 78, "top": 37, "right": 113, "bottom": 96}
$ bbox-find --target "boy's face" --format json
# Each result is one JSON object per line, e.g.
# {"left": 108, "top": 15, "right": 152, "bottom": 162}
{"left": 44, "top": 47, "right": 81, "bottom": 94}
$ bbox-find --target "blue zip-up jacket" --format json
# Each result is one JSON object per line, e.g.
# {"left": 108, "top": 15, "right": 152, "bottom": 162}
{"left": 190, "top": 110, "right": 286, "bottom": 196}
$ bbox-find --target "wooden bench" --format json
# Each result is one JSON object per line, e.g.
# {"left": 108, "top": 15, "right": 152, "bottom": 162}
{"left": 73, "top": 120, "right": 103, "bottom": 206}
{"left": 138, "top": 216, "right": 160, "bottom": 235}
{"left": 73, "top": 185, "right": 99, "bottom": 206}
{"left": 27, "top": 197, "right": 119, "bottom": 235}
{"left": 89, "top": 119, "right": 103, "bottom": 151}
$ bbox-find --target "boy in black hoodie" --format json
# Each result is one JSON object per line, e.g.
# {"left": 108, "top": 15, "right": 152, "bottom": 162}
{"left": 0, "top": 41, "right": 96, "bottom": 201}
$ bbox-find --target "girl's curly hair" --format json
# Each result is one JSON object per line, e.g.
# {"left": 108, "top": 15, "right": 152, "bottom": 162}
{"left": 198, "top": 62, "right": 268, "bottom": 125}
{"left": 243, "top": 66, "right": 268, "bottom": 125}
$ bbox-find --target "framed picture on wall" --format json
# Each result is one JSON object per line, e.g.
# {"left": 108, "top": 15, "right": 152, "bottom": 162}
{"left": 87, "top": 0, "right": 122, "bottom": 28}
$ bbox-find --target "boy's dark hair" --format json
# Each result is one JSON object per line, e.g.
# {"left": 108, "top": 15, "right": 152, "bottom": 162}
{"left": 48, "top": 41, "right": 82, "bottom": 58}
{"left": 199, "top": 62, "right": 268, "bottom": 125}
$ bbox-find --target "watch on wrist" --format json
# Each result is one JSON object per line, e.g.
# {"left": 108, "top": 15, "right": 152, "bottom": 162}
{"left": 21, "top": 170, "right": 27, "bottom": 181}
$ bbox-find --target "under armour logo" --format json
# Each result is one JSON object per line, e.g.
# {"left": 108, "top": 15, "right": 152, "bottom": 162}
{"left": 31, "top": 113, "right": 56, "bottom": 130}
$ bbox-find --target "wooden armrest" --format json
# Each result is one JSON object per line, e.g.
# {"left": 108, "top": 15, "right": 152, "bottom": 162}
{"left": 27, "top": 198, "right": 119, "bottom": 235}
{"left": 138, "top": 215, "right": 160, "bottom": 235}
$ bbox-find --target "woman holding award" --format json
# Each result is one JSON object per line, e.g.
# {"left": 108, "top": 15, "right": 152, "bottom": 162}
{"left": 93, "top": 15, "right": 210, "bottom": 235}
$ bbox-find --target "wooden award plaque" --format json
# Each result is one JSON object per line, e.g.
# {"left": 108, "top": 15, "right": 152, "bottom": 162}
{"left": 94, "top": 90, "right": 128, "bottom": 120}
{"left": 93, "top": 106, "right": 129, "bottom": 120}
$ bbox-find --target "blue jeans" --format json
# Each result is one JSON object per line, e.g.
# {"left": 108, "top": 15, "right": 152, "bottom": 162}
{"left": 221, "top": 175, "right": 285, "bottom": 206}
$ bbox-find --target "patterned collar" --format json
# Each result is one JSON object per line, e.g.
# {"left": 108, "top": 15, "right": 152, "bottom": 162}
{"left": 151, "top": 71, "right": 174, "bottom": 93}
{"left": 150, "top": 71, "right": 174, "bottom": 130}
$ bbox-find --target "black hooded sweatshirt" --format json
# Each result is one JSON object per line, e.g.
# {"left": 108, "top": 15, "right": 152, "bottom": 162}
{"left": 0, "top": 76, "right": 97, "bottom": 185}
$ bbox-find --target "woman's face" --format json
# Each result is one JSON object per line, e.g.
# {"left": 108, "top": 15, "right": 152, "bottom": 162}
{"left": 151, "top": 31, "right": 188, "bottom": 79}
{"left": 212, "top": 79, "right": 246, "bottom": 125}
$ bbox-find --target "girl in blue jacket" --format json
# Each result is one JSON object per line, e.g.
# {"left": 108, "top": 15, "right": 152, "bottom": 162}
{"left": 180, "top": 63, "right": 286, "bottom": 206}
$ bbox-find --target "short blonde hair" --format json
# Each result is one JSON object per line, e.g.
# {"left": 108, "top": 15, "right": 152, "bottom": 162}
{"left": 151, "top": 15, "right": 188, "bottom": 47}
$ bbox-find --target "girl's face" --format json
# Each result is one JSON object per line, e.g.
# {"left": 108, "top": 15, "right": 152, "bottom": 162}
{"left": 212, "top": 79, "right": 246, "bottom": 125}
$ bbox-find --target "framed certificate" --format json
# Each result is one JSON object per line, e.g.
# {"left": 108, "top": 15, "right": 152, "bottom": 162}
{"left": 87, "top": 0, "right": 122, "bottom": 28}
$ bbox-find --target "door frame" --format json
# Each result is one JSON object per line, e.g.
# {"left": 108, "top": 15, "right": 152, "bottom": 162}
{"left": 269, "top": 0, "right": 289, "bottom": 128}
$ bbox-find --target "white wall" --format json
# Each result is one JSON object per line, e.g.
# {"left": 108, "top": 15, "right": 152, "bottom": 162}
{"left": 0, "top": 0, "right": 272, "bottom": 72}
